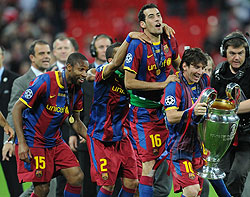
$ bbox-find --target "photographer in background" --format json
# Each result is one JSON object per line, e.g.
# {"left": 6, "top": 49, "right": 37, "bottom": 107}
{"left": 211, "top": 31, "right": 250, "bottom": 197}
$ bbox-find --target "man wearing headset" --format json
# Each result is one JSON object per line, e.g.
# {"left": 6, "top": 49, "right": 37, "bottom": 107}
{"left": 211, "top": 31, "right": 250, "bottom": 197}
{"left": 89, "top": 34, "right": 113, "bottom": 68}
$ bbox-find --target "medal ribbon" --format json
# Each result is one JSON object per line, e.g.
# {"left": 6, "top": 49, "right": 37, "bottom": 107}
{"left": 151, "top": 44, "right": 165, "bottom": 72}
{"left": 181, "top": 72, "right": 201, "bottom": 104}
{"left": 62, "top": 70, "right": 74, "bottom": 119}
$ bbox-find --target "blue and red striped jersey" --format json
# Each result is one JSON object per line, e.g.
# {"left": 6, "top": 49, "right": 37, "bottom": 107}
{"left": 17, "top": 71, "right": 83, "bottom": 148}
{"left": 160, "top": 73, "right": 210, "bottom": 160}
{"left": 87, "top": 65, "right": 129, "bottom": 142}
{"left": 124, "top": 37, "right": 179, "bottom": 102}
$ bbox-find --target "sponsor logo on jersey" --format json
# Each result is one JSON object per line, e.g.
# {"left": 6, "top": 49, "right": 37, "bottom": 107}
{"left": 112, "top": 86, "right": 125, "bottom": 94}
{"left": 46, "top": 104, "right": 69, "bottom": 114}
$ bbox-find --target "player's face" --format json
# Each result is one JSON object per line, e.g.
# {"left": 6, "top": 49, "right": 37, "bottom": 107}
{"left": 95, "top": 37, "right": 112, "bottom": 62}
{"left": 31, "top": 44, "right": 51, "bottom": 71}
{"left": 141, "top": 8, "right": 163, "bottom": 36}
{"left": 70, "top": 60, "right": 89, "bottom": 85}
{"left": 204, "top": 61, "right": 213, "bottom": 77}
{"left": 183, "top": 62, "right": 206, "bottom": 83}
{"left": 53, "top": 39, "right": 74, "bottom": 63}
{"left": 226, "top": 46, "right": 246, "bottom": 69}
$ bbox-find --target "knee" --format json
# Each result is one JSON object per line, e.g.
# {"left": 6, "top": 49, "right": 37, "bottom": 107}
{"left": 68, "top": 170, "right": 84, "bottom": 186}
{"left": 183, "top": 184, "right": 200, "bottom": 197}
{"left": 34, "top": 183, "right": 50, "bottom": 196}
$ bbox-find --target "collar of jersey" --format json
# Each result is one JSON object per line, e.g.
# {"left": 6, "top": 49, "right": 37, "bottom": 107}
{"left": 152, "top": 41, "right": 160, "bottom": 45}
{"left": 55, "top": 71, "right": 64, "bottom": 89}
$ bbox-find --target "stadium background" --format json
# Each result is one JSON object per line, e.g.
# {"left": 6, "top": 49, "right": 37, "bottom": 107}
{"left": 1, "top": 0, "right": 250, "bottom": 196}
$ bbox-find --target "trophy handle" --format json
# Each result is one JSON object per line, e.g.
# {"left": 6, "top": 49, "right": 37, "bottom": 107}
{"left": 199, "top": 88, "right": 217, "bottom": 107}
{"left": 226, "top": 83, "right": 241, "bottom": 112}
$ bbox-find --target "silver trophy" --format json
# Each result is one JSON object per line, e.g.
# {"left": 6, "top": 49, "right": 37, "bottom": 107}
{"left": 197, "top": 83, "right": 241, "bottom": 179}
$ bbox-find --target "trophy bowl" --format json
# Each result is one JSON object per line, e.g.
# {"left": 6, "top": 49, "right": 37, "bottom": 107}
{"left": 197, "top": 99, "right": 239, "bottom": 179}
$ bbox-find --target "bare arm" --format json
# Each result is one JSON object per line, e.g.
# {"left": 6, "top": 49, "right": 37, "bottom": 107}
{"left": 0, "top": 111, "right": 14, "bottom": 141}
{"left": 124, "top": 71, "right": 179, "bottom": 91}
{"left": 172, "top": 56, "right": 181, "bottom": 71}
{"left": 238, "top": 99, "right": 250, "bottom": 114}
{"left": 12, "top": 100, "right": 32, "bottom": 163}
{"left": 166, "top": 102, "right": 207, "bottom": 124}
{"left": 103, "top": 32, "right": 151, "bottom": 79}
{"left": 71, "top": 111, "right": 87, "bottom": 140}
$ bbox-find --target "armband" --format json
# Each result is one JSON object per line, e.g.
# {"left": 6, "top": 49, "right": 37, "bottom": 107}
{"left": 126, "top": 34, "right": 132, "bottom": 43}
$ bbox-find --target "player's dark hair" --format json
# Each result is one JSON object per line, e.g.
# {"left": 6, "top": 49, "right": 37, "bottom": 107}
{"left": 105, "top": 42, "right": 121, "bottom": 60}
{"left": 28, "top": 40, "right": 50, "bottom": 56}
{"left": 138, "top": 3, "right": 158, "bottom": 22}
{"left": 180, "top": 48, "right": 207, "bottom": 71}
{"left": 66, "top": 52, "right": 88, "bottom": 66}
{"left": 0, "top": 45, "right": 5, "bottom": 55}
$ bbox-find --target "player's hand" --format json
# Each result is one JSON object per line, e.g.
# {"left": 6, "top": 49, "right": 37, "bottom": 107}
{"left": 69, "top": 135, "right": 78, "bottom": 152}
{"left": 4, "top": 124, "right": 14, "bottom": 141}
{"left": 129, "top": 32, "right": 152, "bottom": 44}
{"left": 86, "top": 68, "right": 96, "bottom": 82}
{"left": 79, "top": 135, "right": 86, "bottom": 144}
{"left": 18, "top": 142, "right": 32, "bottom": 163}
{"left": 163, "top": 74, "right": 179, "bottom": 88}
{"left": 2, "top": 143, "right": 14, "bottom": 161}
{"left": 162, "top": 23, "right": 175, "bottom": 39}
{"left": 194, "top": 102, "right": 207, "bottom": 116}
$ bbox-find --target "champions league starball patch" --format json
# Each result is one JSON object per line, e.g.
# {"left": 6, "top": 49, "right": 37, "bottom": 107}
{"left": 165, "top": 96, "right": 176, "bottom": 106}
{"left": 125, "top": 53, "right": 133, "bottom": 64}
{"left": 24, "top": 89, "right": 33, "bottom": 99}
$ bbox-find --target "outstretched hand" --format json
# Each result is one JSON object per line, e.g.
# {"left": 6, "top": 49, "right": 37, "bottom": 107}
{"left": 162, "top": 23, "right": 175, "bottom": 39}
{"left": 4, "top": 124, "right": 14, "bottom": 141}
{"left": 129, "top": 32, "right": 152, "bottom": 44}
{"left": 164, "top": 74, "right": 179, "bottom": 88}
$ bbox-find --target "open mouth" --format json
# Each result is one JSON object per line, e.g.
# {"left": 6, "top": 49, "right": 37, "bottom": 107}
{"left": 155, "top": 23, "right": 161, "bottom": 28}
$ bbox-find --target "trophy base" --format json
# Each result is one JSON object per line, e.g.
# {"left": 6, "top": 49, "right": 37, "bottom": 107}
{"left": 197, "top": 165, "right": 226, "bottom": 180}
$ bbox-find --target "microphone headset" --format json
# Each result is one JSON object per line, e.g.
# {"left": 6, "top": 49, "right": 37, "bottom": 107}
{"left": 89, "top": 34, "right": 113, "bottom": 57}
{"left": 220, "top": 32, "right": 250, "bottom": 58}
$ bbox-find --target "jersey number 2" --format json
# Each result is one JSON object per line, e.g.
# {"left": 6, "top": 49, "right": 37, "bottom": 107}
{"left": 100, "top": 159, "right": 107, "bottom": 172}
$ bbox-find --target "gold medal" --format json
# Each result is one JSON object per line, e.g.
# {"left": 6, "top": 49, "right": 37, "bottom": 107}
{"left": 69, "top": 116, "right": 75, "bottom": 124}
{"left": 156, "top": 69, "right": 161, "bottom": 75}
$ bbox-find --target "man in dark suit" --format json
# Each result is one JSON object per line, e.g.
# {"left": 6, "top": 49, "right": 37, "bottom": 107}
{"left": 0, "top": 45, "right": 22, "bottom": 197}
{"left": 2, "top": 40, "right": 56, "bottom": 197}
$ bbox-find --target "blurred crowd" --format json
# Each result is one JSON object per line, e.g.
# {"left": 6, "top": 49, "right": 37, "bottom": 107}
{"left": 0, "top": 0, "right": 65, "bottom": 74}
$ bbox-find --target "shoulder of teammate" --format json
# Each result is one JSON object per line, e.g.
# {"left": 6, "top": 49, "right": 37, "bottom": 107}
{"left": 124, "top": 39, "right": 146, "bottom": 72}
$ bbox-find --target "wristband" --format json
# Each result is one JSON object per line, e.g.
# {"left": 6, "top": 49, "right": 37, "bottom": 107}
{"left": 126, "top": 34, "right": 132, "bottom": 43}
{"left": 4, "top": 140, "right": 13, "bottom": 145}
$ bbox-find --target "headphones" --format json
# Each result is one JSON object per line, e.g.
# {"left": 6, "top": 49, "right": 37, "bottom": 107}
{"left": 89, "top": 34, "right": 113, "bottom": 57}
{"left": 220, "top": 33, "right": 250, "bottom": 58}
